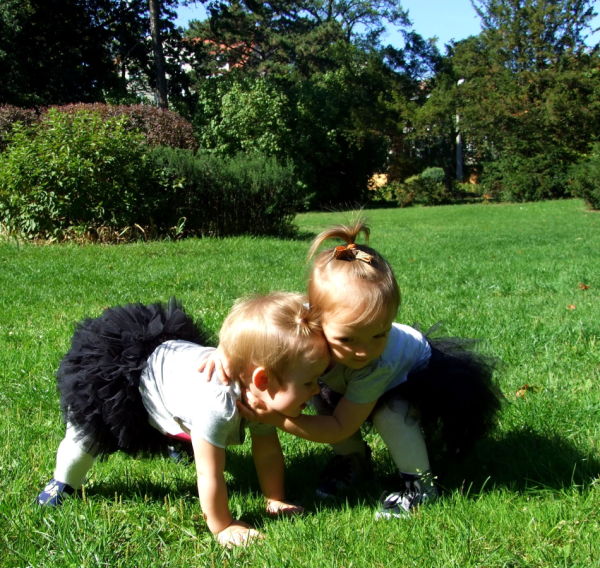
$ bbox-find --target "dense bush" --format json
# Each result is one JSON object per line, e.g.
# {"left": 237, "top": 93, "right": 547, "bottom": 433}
{"left": 0, "top": 105, "right": 40, "bottom": 151}
{"left": 151, "top": 147, "right": 309, "bottom": 237}
{"left": 0, "top": 103, "right": 197, "bottom": 152}
{"left": 0, "top": 109, "right": 158, "bottom": 238}
{"left": 49, "top": 104, "right": 198, "bottom": 150}
{"left": 568, "top": 143, "right": 600, "bottom": 210}
{"left": 479, "top": 153, "right": 571, "bottom": 202}
{"left": 0, "top": 108, "right": 308, "bottom": 240}
{"left": 393, "top": 167, "right": 453, "bottom": 206}
{"left": 194, "top": 72, "right": 387, "bottom": 209}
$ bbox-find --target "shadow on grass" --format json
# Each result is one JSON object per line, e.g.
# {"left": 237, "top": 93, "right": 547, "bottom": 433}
{"left": 278, "top": 229, "right": 317, "bottom": 242}
{"left": 80, "top": 472, "right": 198, "bottom": 503}
{"left": 76, "top": 427, "right": 598, "bottom": 515}
{"left": 432, "top": 427, "right": 600, "bottom": 495}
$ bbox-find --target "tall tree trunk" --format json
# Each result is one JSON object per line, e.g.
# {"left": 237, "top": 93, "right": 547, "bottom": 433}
{"left": 148, "top": 0, "right": 168, "bottom": 108}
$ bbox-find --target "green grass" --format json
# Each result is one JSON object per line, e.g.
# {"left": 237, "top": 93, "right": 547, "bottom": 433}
{"left": 1, "top": 199, "right": 598, "bottom": 567}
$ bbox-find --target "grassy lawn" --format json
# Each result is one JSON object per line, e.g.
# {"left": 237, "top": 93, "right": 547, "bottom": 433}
{"left": 1, "top": 199, "right": 598, "bottom": 567}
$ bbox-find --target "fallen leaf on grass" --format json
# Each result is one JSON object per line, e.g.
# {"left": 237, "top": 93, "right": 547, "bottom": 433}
{"left": 516, "top": 384, "right": 539, "bottom": 398}
{"left": 578, "top": 283, "right": 590, "bottom": 290}
{"left": 566, "top": 304, "right": 577, "bottom": 310}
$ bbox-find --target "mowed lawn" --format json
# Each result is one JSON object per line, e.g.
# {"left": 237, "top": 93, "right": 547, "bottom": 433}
{"left": 1, "top": 199, "right": 598, "bottom": 567}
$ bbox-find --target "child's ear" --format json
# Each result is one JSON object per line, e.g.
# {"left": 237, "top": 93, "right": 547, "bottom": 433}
{"left": 251, "top": 367, "right": 270, "bottom": 391}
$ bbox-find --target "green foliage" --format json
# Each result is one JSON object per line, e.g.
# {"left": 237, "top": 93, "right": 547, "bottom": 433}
{"left": 0, "top": 104, "right": 39, "bottom": 151}
{"left": 50, "top": 103, "right": 198, "bottom": 150}
{"left": 0, "top": 0, "right": 119, "bottom": 105}
{"left": 150, "top": 147, "right": 308, "bottom": 237}
{"left": 194, "top": 67, "right": 390, "bottom": 208}
{"left": 195, "top": 76, "right": 292, "bottom": 156}
{"left": 0, "top": 0, "right": 191, "bottom": 108}
{"left": 186, "top": 0, "right": 410, "bottom": 77}
{"left": 292, "top": 63, "right": 391, "bottom": 207}
{"left": 416, "top": 1, "right": 600, "bottom": 197}
{"left": 480, "top": 153, "right": 571, "bottom": 202}
{"left": 399, "top": 167, "right": 454, "bottom": 206}
{"left": 0, "top": 109, "right": 156, "bottom": 238}
{"left": 0, "top": 108, "right": 307, "bottom": 240}
{"left": 470, "top": 0, "right": 597, "bottom": 71}
{"left": 568, "top": 143, "right": 600, "bottom": 210}
{"left": 0, "top": 103, "right": 197, "bottom": 151}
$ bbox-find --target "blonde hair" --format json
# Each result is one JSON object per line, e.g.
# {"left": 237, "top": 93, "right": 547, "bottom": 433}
{"left": 307, "top": 221, "right": 400, "bottom": 324}
{"left": 219, "top": 292, "right": 323, "bottom": 382}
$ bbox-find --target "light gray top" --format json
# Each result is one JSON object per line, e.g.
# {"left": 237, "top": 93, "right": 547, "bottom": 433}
{"left": 320, "top": 323, "right": 431, "bottom": 404}
{"left": 139, "top": 340, "right": 273, "bottom": 448}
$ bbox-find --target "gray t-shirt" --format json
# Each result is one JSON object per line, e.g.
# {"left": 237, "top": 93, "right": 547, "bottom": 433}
{"left": 320, "top": 323, "right": 431, "bottom": 404}
{"left": 139, "top": 340, "right": 274, "bottom": 448}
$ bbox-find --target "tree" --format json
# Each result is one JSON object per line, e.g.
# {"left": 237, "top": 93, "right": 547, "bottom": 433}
{"left": 471, "top": 0, "right": 598, "bottom": 71}
{"left": 185, "top": 0, "right": 444, "bottom": 204}
{"left": 0, "top": 0, "right": 190, "bottom": 109}
{"left": 0, "top": 0, "right": 119, "bottom": 106}
{"left": 414, "top": 0, "right": 600, "bottom": 198}
{"left": 186, "top": 0, "right": 410, "bottom": 77}
{"left": 148, "top": 0, "right": 169, "bottom": 107}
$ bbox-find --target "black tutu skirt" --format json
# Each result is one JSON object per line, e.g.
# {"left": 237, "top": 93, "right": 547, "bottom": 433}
{"left": 317, "top": 335, "right": 503, "bottom": 459}
{"left": 57, "top": 299, "right": 212, "bottom": 456}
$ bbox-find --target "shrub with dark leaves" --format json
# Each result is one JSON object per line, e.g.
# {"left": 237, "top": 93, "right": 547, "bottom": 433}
{"left": 50, "top": 104, "right": 198, "bottom": 150}
{"left": 0, "top": 105, "right": 40, "bottom": 151}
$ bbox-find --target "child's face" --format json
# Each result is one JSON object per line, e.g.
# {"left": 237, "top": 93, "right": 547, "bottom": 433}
{"left": 322, "top": 308, "right": 394, "bottom": 370}
{"left": 263, "top": 342, "right": 330, "bottom": 417}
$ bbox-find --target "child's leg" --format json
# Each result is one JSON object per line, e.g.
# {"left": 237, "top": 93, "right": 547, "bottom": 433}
{"left": 316, "top": 435, "right": 372, "bottom": 499}
{"left": 371, "top": 398, "right": 430, "bottom": 475}
{"left": 330, "top": 431, "right": 369, "bottom": 457}
{"left": 53, "top": 423, "right": 97, "bottom": 489}
{"left": 38, "top": 423, "right": 97, "bottom": 506}
{"left": 372, "top": 399, "right": 437, "bottom": 518}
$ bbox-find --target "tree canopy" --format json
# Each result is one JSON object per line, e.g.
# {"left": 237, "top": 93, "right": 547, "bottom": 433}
{"left": 0, "top": 0, "right": 598, "bottom": 209}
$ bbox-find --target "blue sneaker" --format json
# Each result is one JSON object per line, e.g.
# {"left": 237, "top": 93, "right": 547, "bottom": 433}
{"left": 37, "top": 478, "right": 74, "bottom": 506}
{"left": 167, "top": 441, "right": 194, "bottom": 464}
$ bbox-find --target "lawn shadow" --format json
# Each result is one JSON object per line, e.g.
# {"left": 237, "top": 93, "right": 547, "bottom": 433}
{"left": 73, "top": 427, "right": 597, "bottom": 516}
{"left": 80, "top": 468, "right": 198, "bottom": 504}
{"left": 222, "top": 446, "right": 386, "bottom": 524}
{"left": 277, "top": 229, "right": 317, "bottom": 242}
{"left": 431, "top": 427, "right": 600, "bottom": 495}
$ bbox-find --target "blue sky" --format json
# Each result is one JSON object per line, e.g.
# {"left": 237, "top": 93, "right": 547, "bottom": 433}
{"left": 175, "top": 0, "right": 598, "bottom": 49}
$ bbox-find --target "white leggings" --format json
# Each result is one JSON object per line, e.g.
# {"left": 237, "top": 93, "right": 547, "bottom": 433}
{"left": 53, "top": 424, "right": 97, "bottom": 489}
{"left": 333, "top": 398, "right": 430, "bottom": 475}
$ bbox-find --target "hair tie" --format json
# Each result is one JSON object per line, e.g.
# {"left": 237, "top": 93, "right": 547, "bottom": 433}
{"left": 333, "top": 243, "right": 373, "bottom": 263}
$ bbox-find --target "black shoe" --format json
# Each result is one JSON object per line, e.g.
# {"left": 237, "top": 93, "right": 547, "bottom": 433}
{"left": 315, "top": 447, "right": 372, "bottom": 499}
{"left": 375, "top": 473, "right": 438, "bottom": 519}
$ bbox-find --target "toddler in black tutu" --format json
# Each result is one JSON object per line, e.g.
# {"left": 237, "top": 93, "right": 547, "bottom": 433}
{"left": 37, "top": 293, "right": 329, "bottom": 547}
{"left": 238, "top": 221, "right": 502, "bottom": 518}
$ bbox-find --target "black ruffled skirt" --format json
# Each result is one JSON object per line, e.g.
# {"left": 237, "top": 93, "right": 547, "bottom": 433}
{"left": 57, "top": 299, "right": 211, "bottom": 456}
{"left": 317, "top": 336, "right": 503, "bottom": 459}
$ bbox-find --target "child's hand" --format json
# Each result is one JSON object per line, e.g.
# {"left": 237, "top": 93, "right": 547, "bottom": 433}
{"left": 199, "top": 348, "right": 232, "bottom": 384}
{"left": 266, "top": 499, "right": 304, "bottom": 517}
{"left": 216, "top": 520, "right": 263, "bottom": 548}
{"left": 237, "top": 391, "right": 285, "bottom": 427}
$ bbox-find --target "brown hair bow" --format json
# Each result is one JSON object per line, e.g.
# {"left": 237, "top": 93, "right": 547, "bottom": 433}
{"left": 333, "top": 243, "right": 373, "bottom": 263}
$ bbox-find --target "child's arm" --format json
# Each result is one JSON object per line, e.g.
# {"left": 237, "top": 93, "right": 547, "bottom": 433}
{"left": 192, "top": 433, "right": 262, "bottom": 547}
{"left": 250, "top": 431, "right": 304, "bottom": 516}
{"left": 242, "top": 395, "right": 376, "bottom": 445}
